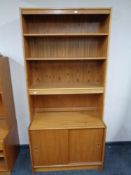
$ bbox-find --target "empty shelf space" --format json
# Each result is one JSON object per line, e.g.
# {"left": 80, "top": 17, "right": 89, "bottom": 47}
{"left": 27, "top": 60, "right": 105, "bottom": 94}
{"left": 23, "top": 13, "right": 110, "bottom": 34}
{"left": 24, "top": 33, "right": 108, "bottom": 37}
{"left": 26, "top": 57, "right": 107, "bottom": 61}
{"left": 29, "top": 86, "right": 104, "bottom": 95}
{"left": 24, "top": 37, "right": 108, "bottom": 58}
{"left": 30, "top": 94, "right": 102, "bottom": 113}
{"left": 29, "top": 111, "right": 105, "bottom": 130}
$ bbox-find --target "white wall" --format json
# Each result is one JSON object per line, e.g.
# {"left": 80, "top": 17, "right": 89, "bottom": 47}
{"left": 0, "top": 0, "right": 131, "bottom": 144}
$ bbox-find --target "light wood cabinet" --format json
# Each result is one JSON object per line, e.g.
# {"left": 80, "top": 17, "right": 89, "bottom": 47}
{"left": 69, "top": 129, "right": 104, "bottom": 163}
{"left": 30, "top": 128, "right": 105, "bottom": 167}
{"left": 0, "top": 57, "right": 19, "bottom": 174}
{"left": 21, "top": 8, "right": 110, "bottom": 172}
{"left": 30, "top": 130, "right": 68, "bottom": 166}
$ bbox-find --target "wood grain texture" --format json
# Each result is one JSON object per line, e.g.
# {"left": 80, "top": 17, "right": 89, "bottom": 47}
{"left": 29, "top": 87, "right": 104, "bottom": 95}
{"left": 25, "top": 37, "right": 107, "bottom": 58}
{"left": 31, "top": 94, "right": 101, "bottom": 114}
{"left": 26, "top": 57, "right": 107, "bottom": 61}
{"left": 24, "top": 33, "right": 108, "bottom": 36}
{"left": 69, "top": 129, "right": 104, "bottom": 163}
{"left": 0, "top": 96, "right": 6, "bottom": 119}
{"left": 30, "top": 130, "right": 68, "bottom": 166}
{"left": 29, "top": 111, "right": 105, "bottom": 130}
{"left": 28, "top": 60, "right": 105, "bottom": 89}
{"left": 21, "top": 8, "right": 111, "bottom": 15}
{"left": 33, "top": 164, "right": 102, "bottom": 172}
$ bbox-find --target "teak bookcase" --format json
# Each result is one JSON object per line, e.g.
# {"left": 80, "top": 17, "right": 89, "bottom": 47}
{"left": 0, "top": 57, "right": 19, "bottom": 174}
{"left": 21, "top": 8, "right": 111, "bottom": 172}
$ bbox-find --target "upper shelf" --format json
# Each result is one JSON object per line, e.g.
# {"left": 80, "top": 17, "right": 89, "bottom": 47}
{"left": 26, "top": 57, "right": 107, "bottom": 61}
{"left": 24, "top": 33, "right": 108, "bottom": 37}
{"left": 21, "top": 9, "right": 111, "bottom": 15}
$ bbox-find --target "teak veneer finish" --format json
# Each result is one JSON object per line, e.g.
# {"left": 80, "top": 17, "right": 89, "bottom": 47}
{"left": 0, "top": 57, "right": 19, "bottom": 174}
{"left": 21, "top": 8, "right": 111, "bottom": 172}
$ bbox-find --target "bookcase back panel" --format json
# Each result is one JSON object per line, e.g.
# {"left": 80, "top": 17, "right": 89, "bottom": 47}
{"left": 28, "top": 60, "right": 105, "bottom": 88}
{"left": 23, "top": 14, "right": 109, "bottom": 34}
{"left": 31, "top": 94, "right": 102, "bottom": 113}
{"left": 25, "top": 37, "right": 107, "bottom": 58}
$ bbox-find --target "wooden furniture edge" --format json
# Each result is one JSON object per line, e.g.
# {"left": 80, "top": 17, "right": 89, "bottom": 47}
{"left": 20, "top": 8, "right": 111, "bottom": 15}
{"left": 33, "top": 162, "right": 103, "bottom": 172}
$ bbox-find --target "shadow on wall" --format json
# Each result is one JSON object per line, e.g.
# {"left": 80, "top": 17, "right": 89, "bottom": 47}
{"left": 113, "top": 89, "right": 131, "bottom": 141}
{"left": 9, "top": 58, "right": 29, "bottom": 144}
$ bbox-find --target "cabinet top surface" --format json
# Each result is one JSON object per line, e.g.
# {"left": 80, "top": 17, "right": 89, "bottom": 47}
{"left": 29, "top": 111, "right": 105, "bottom": 130}
{"left": 21, "top": 8, "right": 111, "bottom": 15}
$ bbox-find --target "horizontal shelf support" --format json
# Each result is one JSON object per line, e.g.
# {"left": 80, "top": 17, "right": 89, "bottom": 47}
{"left": 28, "top": 87, "right": 104, "bottom": 95}
{"left": 24, "top": 33, "right": 108, "bottom": 37}
{"left": 26, "top": 57, "right": 107, "bottom": 61}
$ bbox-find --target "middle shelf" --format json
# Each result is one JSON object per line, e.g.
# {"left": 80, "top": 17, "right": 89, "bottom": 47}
{"left": 24, "top": 33, "right": 108, "bottom": 37}
{"left": 27, "top": 60, "right": 105, "bottom": 95}
{"left": 29, "top": 85, "right": 104, "bottom": 95}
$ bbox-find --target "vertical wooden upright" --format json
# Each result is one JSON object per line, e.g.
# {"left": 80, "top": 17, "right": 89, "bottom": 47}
{"left": 0, "top": 57, "right": 19, "bottom": 174}
{"left": 21, "top": 8, "right": 111, "bottom": 172}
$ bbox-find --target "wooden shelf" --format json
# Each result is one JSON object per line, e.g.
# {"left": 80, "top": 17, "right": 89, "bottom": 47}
{"left": 21, "top": 8, "right": 111, "bottom": 15}
{"left": 29, "top": 86, "right": 104, "bottom": 95}
{"left": 26, "top": 57, "right": 106, "bottom": 61}
{"left": 29, "top": 111, "right": 105, "bottom": 130}
{"left": 24, "top": 33, "right": 108, "bottom": 37}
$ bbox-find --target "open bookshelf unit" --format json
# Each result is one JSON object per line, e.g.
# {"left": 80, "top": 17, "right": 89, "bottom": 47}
{"left": 0, "top": 57, "right": 19, "bottom": 174}
{"left": 21, "top": 8, "right": 110, "bottom": 172}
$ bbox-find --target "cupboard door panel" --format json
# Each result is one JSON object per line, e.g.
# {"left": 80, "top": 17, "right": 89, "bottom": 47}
{"left": 69, "top": 129, "right": 104, "bottom": 163}
{"left": 30, "top": 130, "right": 68, "bottom": 166}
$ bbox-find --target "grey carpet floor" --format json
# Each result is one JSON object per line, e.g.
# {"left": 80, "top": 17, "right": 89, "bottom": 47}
{"left": 12, "top": 143, "right": 131, "bottom": 175}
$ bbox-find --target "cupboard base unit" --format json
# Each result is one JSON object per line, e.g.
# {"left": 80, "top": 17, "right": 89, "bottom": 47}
{"left": 0, "top": 57, "right": 19, "bottom": 174}
{"left": 29, "top": 127, "right": 106, "bottom": 172}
